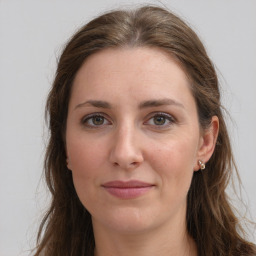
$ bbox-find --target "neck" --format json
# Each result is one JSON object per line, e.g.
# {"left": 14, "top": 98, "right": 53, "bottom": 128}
{"left": 93, "top": 216, "right": 197, "bottom": 256}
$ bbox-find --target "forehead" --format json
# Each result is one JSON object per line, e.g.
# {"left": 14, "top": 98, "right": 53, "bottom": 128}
{"left": 70, "top": 47, "right": 195, "bottom": 110}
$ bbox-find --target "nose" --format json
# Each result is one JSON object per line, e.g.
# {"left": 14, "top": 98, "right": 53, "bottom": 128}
{"left": 109, "top": 124, "right": 144, "bottom": 170}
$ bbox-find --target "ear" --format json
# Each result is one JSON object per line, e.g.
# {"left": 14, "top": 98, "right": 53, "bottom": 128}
{"left": 66, "top": 157, "right": 72, "bottom": 170}
{"left": 194, "top": 116, "right": 219, "bottom": 171}
{"left": 66, "top": 150, "right": 72, "bottom": 171}
{"left": 65, "top": 143, "right": 72, "bottom": 171}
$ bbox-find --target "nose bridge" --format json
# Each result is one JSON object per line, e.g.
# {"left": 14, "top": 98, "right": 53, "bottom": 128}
{"left": 109, "top": 119, "right": 143, "bottom": 168}
{"left": 117, "top": 122, "right": 136, "bottom": 151}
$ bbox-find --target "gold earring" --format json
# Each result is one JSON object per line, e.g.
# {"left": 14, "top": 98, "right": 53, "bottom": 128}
{"left": 198, "top": 160, "right": 205, "bottom": 170}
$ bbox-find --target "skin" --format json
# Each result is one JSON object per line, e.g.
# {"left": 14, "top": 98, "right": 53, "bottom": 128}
{"left": 66, "top": 47, "right": 219, "bottom": 256}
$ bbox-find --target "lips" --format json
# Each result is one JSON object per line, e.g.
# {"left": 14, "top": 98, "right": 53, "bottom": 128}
{"left": 102, "top": 180, "right": 154, "bottom": 199}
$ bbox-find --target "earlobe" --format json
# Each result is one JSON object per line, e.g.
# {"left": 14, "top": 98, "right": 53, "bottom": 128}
{"left": 198, "top": 160, "right": 205, "bottom": 170}
{"left": 66, "top": 157, "right": 72, "bottom": 171}
{"left": 194, "top": 116, "right": 219, "bottom": 171}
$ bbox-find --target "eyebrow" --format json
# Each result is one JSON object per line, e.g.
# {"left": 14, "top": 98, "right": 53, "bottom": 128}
{"left": 74, "top": 98, "right": 184, "bottom": 110}
{"left": 74, "top": 100, "right": 111, "bottom": 110}
{"left": 139, "top": 98, "right": 184, "bottom": 109}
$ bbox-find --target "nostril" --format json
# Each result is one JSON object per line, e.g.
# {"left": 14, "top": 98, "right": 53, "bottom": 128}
{"left": 112, "top": 161, "right": 140, "bottom": 169}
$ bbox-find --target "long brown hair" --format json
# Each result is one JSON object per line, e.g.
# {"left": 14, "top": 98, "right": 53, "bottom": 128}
{"left": 34, "top": 5, "right": 256, "bottom": 256}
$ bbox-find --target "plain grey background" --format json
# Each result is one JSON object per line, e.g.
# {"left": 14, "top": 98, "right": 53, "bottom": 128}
{"left": 0, "top": 0, "right": 255, "bottom": 255}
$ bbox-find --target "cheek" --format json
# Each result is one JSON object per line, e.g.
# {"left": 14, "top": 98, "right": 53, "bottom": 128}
{"left": 66, "top": 137, "right": 108, "bottom": 208}
{"left": 67, "top": 136, "right": 107, "bottom": 181}
{"left": 147, "top": 136, "right": 198, "bottom": 190}
{"left": 149, "top": 138, "right": 197, "bottom": 170}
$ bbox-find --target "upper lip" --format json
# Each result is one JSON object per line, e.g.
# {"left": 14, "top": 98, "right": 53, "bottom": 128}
{"left": 102, "top": 180, "right": 154, "bottom": 188}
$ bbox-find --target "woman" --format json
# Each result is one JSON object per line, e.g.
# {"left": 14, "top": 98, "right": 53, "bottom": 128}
{"left": 34, "top": 5, "right": 256, "bottom": 256}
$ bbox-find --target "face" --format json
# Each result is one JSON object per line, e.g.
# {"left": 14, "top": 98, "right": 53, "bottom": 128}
{"left": 66, "top": 47, "right": 206, "bottom": 235}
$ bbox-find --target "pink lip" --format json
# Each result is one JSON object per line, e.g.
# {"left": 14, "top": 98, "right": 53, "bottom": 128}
{"left": 102, "top": 180, "right": 154, "bottom": 199}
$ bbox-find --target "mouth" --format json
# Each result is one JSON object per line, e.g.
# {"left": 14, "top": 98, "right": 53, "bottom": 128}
{"left": 101, "top": 180, "right": 155, "bottom": 199}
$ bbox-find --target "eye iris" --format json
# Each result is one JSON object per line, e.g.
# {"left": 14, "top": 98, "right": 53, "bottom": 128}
{"left": 154, "top": 116, "right": 165, "bottom": 125}
{"left": 93, "top": 116, "right": 104, "bottom": 125}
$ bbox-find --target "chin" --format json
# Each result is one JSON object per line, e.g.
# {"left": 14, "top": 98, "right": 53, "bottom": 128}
{"left": 93, "top": 206, "right": 158, "bottom": 234}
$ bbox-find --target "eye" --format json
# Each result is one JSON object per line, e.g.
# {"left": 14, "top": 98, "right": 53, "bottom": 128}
{"left": 145, "top": 112, "right": 175, "bottom": 128}
{"left": 153, "top": 115, "right": 167, "bottom": 125}
{"left": 81, "top": 113, "right": 111, "bottom": 128}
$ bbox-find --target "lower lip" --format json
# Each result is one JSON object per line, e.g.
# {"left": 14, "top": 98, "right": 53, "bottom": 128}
{"left": 103, "top": 186, "right": 153, "bottom": 199}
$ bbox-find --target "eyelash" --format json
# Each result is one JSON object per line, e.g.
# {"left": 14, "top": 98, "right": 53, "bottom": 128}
{"left": 81, "top": 113, "right": 110, "bottom": 128}
{"left": 145, "top": 112, "right": 176, "bottom": 129}
{"left": 81, "top": 112, "right": 176, "bottom": 129}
